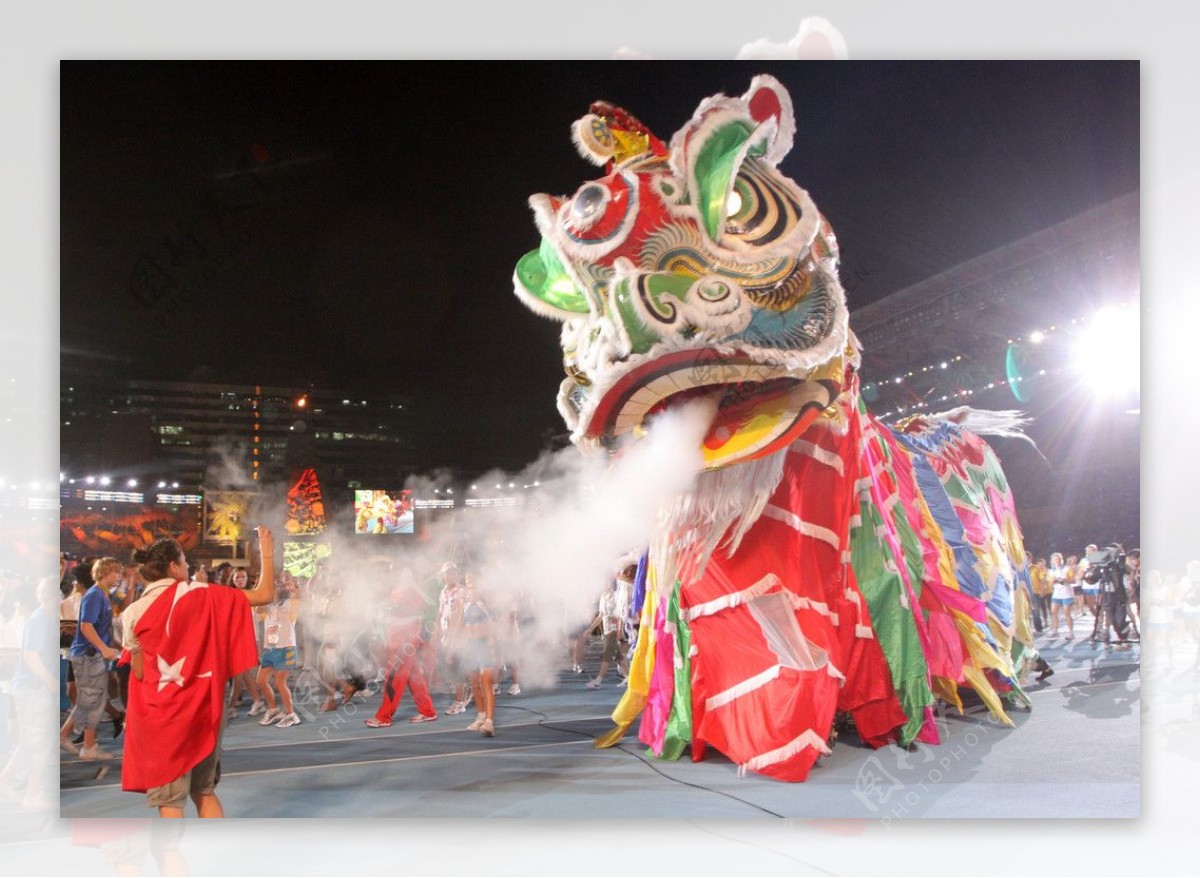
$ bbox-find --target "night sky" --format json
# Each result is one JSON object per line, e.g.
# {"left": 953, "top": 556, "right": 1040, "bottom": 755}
{"left": 59, "top": 61, "right": 1139, "bottom": 470}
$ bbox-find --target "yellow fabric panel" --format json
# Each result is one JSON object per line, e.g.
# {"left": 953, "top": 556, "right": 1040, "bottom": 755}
{"left": 608, "top": 571, "right": 659, "bottom": 729}
{"left": 950, "top": 609, "right": 1018, "bottom": 727}
{"left": 932, "top": 676, "right": 963, "bottom": 713}
{"left": 1012, "top": 584, "right": 1034, "bottom": 647}
{"left": 960, "top": 664, "right": 1014, "bottom": 728}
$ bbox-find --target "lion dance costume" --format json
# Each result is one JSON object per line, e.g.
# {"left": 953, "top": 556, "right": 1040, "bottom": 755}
{"left": 514, "top": 76, "right": 1039, "bottom": 781}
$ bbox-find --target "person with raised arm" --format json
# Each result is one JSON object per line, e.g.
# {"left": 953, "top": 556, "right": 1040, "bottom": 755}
{"left": 120, "top": 525, "right": 275, "bottom": 817}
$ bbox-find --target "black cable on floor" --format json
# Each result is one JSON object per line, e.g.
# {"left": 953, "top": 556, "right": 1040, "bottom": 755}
{"left": 499, "top": 704, "right": 787, "bottom": 818}
{"left": 611, "top": 742, "right": 786, "bottom": 818}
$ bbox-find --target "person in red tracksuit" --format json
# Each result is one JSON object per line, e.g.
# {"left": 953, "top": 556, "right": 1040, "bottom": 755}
{"left": 364, "top": 568, "right": 438, "bottom": 728}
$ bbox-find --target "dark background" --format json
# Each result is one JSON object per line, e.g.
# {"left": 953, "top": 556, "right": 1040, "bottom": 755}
{"left": 60, "top": 61, "right": 1139, "bottom": 469}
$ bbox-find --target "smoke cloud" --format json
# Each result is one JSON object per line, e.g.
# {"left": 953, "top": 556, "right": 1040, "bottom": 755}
{"left": 200, "top": 399, "right": 717, "bottom": 700}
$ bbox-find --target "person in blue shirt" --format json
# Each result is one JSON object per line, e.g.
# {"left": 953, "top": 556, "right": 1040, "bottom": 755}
{"left": 1, "top": 576, "right": 61, "bottom": 808}
{"left": 59, "top": 558, "right": 121, "bottom": 760}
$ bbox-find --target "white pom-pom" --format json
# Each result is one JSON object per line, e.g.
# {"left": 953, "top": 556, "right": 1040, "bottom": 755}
{"left": 571, "top": 114, "right": 615, "bottom": 166}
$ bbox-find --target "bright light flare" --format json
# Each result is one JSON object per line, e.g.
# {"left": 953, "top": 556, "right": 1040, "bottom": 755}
{"left": 1071, "top": 303, "right": 1139, "bottom": 398}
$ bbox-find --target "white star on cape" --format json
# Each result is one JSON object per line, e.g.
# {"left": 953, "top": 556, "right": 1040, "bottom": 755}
{"left": 157, "top": 655, "right": 186, "bottom": 691}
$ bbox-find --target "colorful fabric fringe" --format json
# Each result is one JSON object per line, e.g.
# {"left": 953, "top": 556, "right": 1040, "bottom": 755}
{"left": 608, "top": 383, "right": 1036, "bottom": 779}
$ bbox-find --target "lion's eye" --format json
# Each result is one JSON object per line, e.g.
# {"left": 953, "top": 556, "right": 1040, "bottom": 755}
{"left": 725, "top": 190, "right": 743, "bottom": 218}
{"left": 571, "top": 183, "right": 609, "bottom": 226}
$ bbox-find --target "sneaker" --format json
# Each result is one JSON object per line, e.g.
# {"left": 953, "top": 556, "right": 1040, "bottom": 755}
{"left": 445, "top": 700, "right": 466, "bottom": 715}
{"left": 275, "top": 713, "right": 301, "bottom": 729}
{"left": 258, "top": 708, "right": 282, "bottom": 726}
{"left": 364, "top": 717, "right": 392, "bottom": 728}
{"left": 507, "top": 683, "right": 521, "bottom": 696}
{"left": 79, "top": 746, "right": 114, "bottom": 761}
{"left": 248, "top": 700, "right": 267, "bottom": 718}
{"left": 409, "top": 713, "right": 438, "bottom": 724}
{"left": 71, "top": 731, "right": 85, "bottom": 746}
{"left": 112, "top": 713, "right": 125, "bottom": 739}
{"left": 570, "top": 663, "right": 584, "bottom": 674}
{"left": 492, "top": 683, "right": 500, "bottom": 695}
{"left": 586, "top": 677, "right": 602, "bottom": 689}
{"left": 60, "top": 737, "right": 80, "bottom": 757}
{"left": 225, "top": 706, "right": 238, "bottom": 721}
{"left": 480, "top": 718, "right": 494, "bottom": 737}
{"left": 1037, "top": 666, "right": 1055, "bottom": 682}
{"left": 466, "top": 713, "right": 487, "bottom": 731}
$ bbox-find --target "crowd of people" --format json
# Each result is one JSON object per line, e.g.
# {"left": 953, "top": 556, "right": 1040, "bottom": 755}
{"left": 40, "top": 535, "right": 638, "bottom": 815}
{"left": 1027, "top": 542, "right": 1141, "bottom": 645}
{"left": 31, "top": 529, "right": 1199, "bottom": 818}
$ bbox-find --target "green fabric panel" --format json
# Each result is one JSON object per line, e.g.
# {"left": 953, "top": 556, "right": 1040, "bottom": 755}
{"left": 850, "top": 494, "right": 934, "bottom": 746}
{"left": 878, "top": 438, "right": 927, "bottom": 600}
{"left": 514, "top": 240, "right": 590, "bottom": 314}
{"left": 612, "top": 278, "right": 661, "bottom": 354}
{"left": 693, "top": 120, "right": 753, "bottom": 240}
{"left": 658, "top": 584, "right": 694, "bottom": 762}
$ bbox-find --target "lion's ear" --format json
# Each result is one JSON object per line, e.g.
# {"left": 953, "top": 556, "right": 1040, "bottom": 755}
{"left": 741, "top": 75, "right": 796, "bottom": 166}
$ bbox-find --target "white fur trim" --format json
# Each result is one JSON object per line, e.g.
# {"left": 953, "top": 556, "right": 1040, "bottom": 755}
{"left": 685, "top": 573, "right": 780, "bottom": 621}
{"left": 705, "top": 664, "right": 782, "bottom": 711}
{"left": 742, "top": 75, "right": 796, "bottom": 165}
{"left": 739, "top": 729, "right": 832, "bottom": 776}
{"left": 570, "top": 114, "right": 614, "bottom": 166}
{"left": 788, "top": 439, "right": 844, "bottom": 474}
{"left": 781, "top": 592, "right": 839, "bottom": 626}
{"left": 761, "top": 505, "right": 840, "bottom": 549}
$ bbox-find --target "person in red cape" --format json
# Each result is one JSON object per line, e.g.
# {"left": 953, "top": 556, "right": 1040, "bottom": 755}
{"left": 120, "top": 526, "right": 275, "bottom": 817}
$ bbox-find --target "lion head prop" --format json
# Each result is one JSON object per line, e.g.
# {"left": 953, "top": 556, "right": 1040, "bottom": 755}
{"left": 515, "top": 76, "right": 1039, "bottom": 783}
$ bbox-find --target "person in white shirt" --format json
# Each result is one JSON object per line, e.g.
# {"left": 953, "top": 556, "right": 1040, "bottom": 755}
{"left": 586, "top": 566, "right": 634, "bottom": 689}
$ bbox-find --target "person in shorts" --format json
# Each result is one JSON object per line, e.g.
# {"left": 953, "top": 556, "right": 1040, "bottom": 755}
{"left": 121, "top": 528, "right": 275, "bottom": 817}
{"left": 59, "top": 559, "right": 121, "bottom": 760}
{"left": 255, "top": 583, "right": 302, "bottom": 728}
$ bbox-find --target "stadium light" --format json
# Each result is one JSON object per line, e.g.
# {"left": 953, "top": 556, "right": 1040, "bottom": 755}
{"left": 1071, "top": 303, "right": 1139, "bottom": 399}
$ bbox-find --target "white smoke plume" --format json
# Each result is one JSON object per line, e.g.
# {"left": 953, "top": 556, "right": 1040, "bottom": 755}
{"left": 197, "top": 400, "right": 718, "bottom": 704}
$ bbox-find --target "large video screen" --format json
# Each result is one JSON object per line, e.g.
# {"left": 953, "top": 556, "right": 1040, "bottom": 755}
{"left": 353, "top": 489, "right": 414, "bottom": 534}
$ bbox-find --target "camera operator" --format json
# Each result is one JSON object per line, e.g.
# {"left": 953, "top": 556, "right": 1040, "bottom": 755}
{"left": 1084, "top": 543, "right": 1136, "bottom": 644}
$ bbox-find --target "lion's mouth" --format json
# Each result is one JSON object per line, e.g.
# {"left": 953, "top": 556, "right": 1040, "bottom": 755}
{"left": 576, "top": 349, "right": 840, "bottom": 469}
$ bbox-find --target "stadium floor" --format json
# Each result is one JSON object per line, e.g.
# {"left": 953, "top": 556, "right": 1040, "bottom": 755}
{"left": 58, "top": 631, "right": 1141, "bottom": 819}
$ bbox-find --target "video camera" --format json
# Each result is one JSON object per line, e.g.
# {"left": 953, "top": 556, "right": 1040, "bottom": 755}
{"left": 1083, "top": 545, "right": 1125, "bottom": 587}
